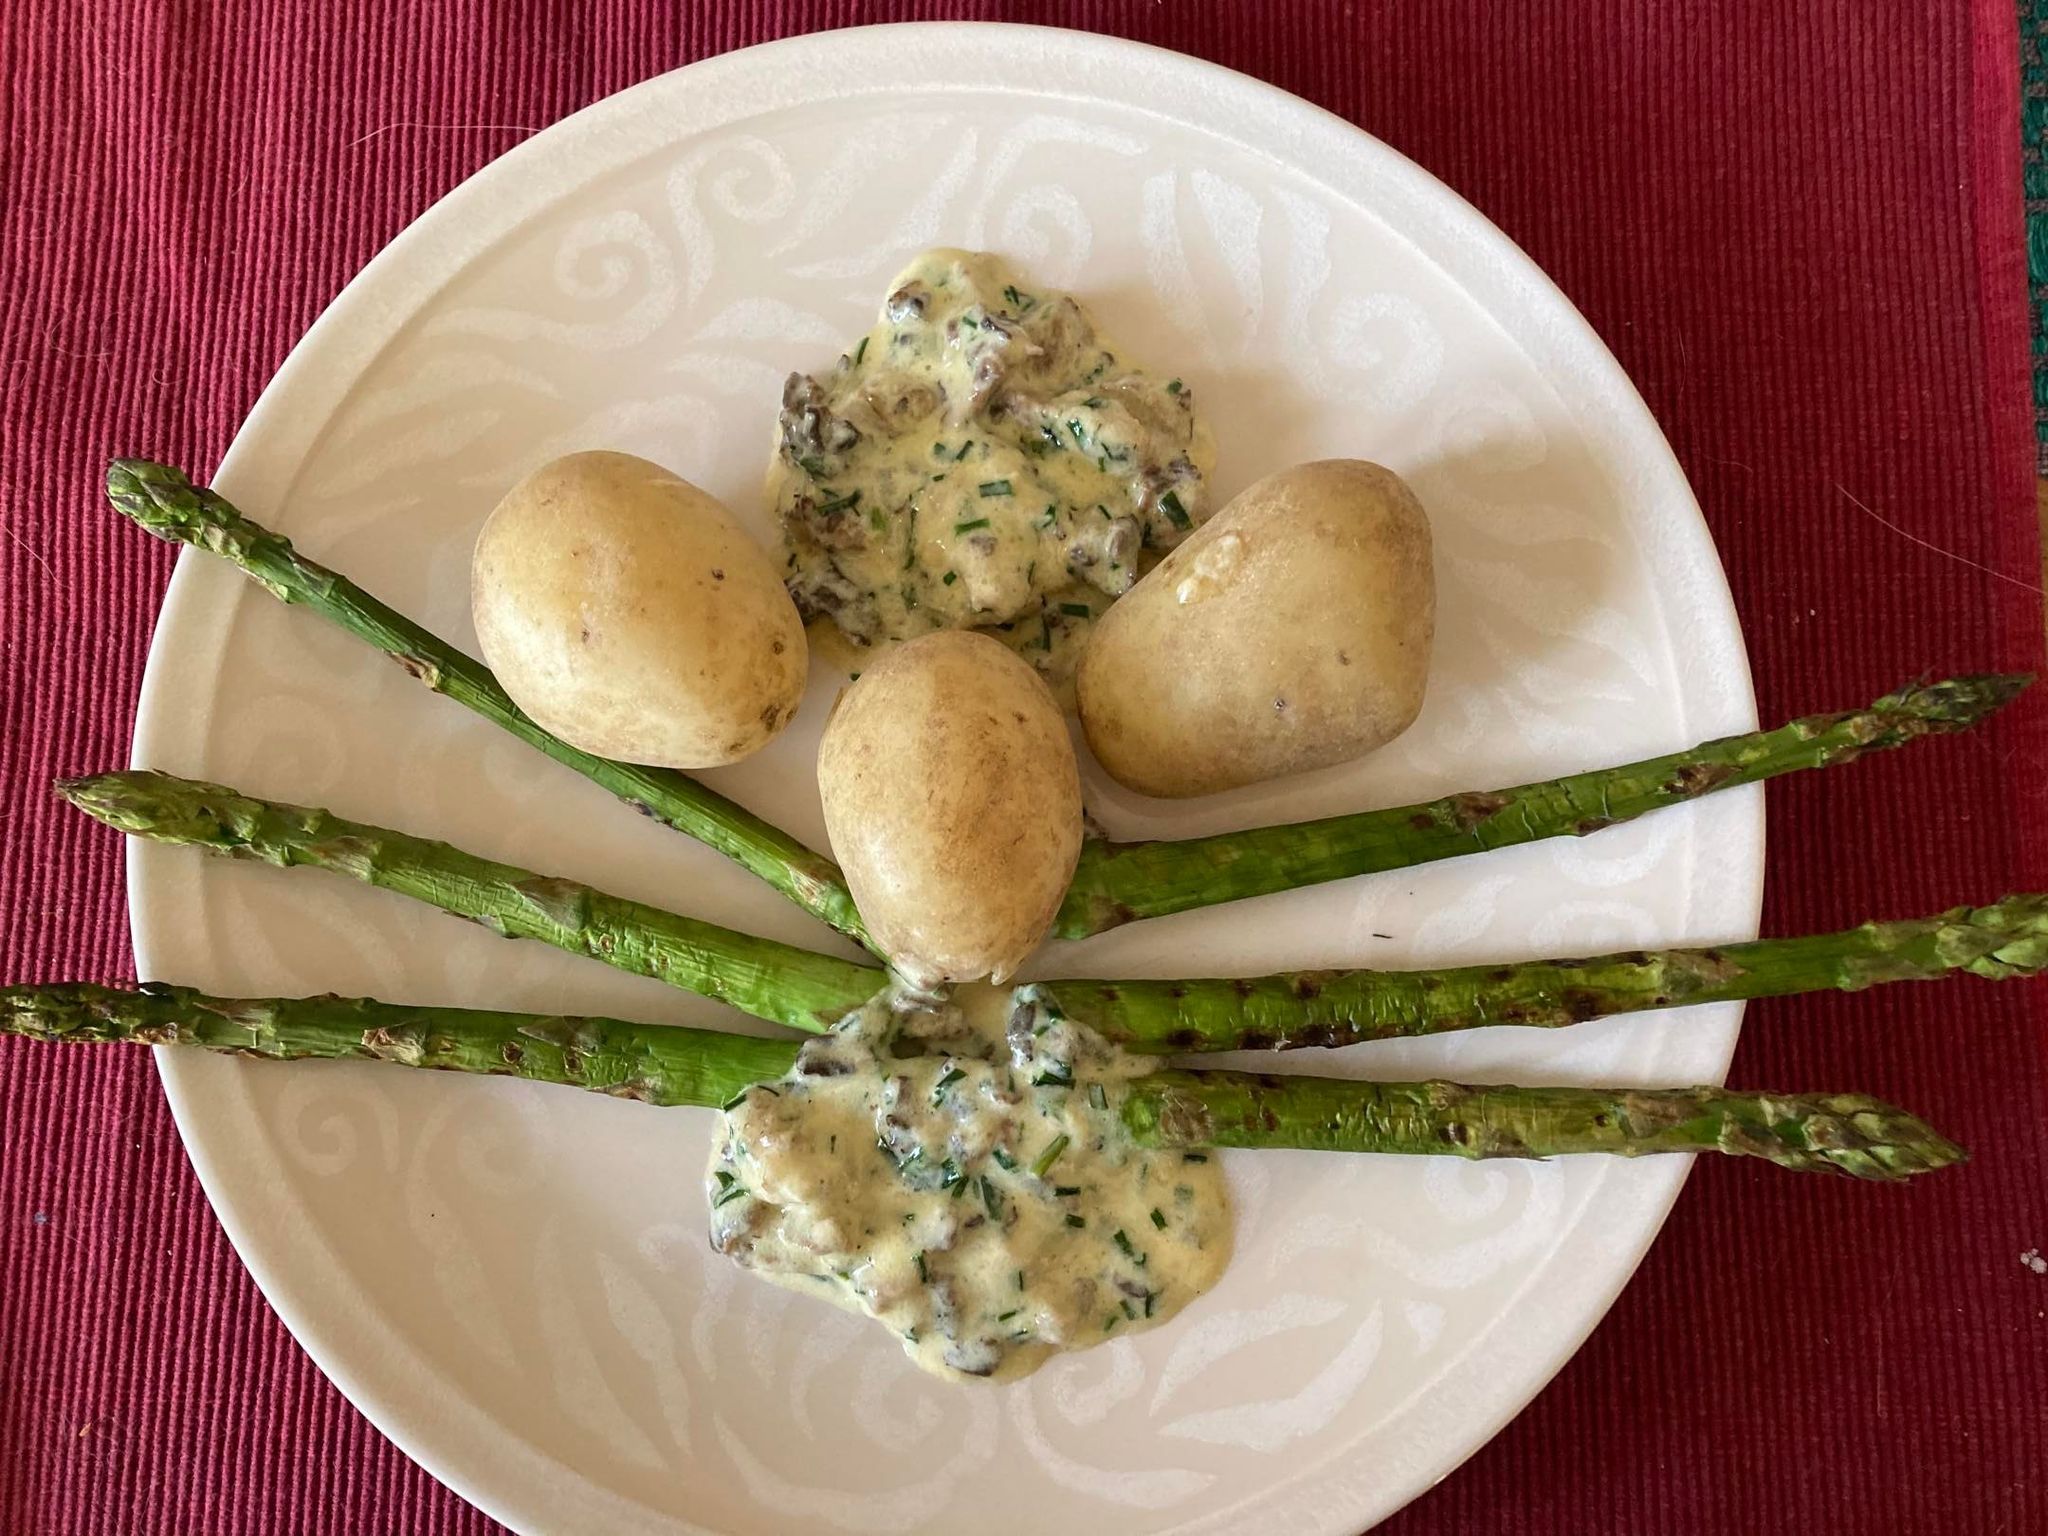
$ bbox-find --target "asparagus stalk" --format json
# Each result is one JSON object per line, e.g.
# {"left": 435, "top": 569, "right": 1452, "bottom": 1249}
{"left": 105, "top": 459, "right": 868, "bottom": 946}
{"left": 57, "top": 772, "right": 882, "bottom": 1033}
{"left": 1053, "top": 673, "right": 2031, "bottom": 937}
{"left": 64, "top": 770, "right": 2048, "bottom": 1055}
{"left": 1045, "top": 894, "right": 2048, "bottom": 1051}
{"left": 4, "top": 982, "right": 1963, "bottom": 1180}
{"left": 2, "top": 980, "right": 799, "bottom": 1107}
{"left": 107, "top": 460, "right": 2023, "bottom": 952}
{"left": 1120, "top": 1071, "right": 1964, "bottom": 1181}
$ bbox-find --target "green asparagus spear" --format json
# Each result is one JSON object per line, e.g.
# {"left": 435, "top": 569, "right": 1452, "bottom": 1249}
{"left": 107, "top": 461, "right": 2024, "bottom": 953}
{"left": 63, "top": 770, "right": 2048, "bottom": 1055}
{"left": 2, "top": 980, "right": 799, "bottom": 1107}
{"left": 1053, "top": 673, "right": 2030, "bottom": 937}
{"left": 3, "top": 982, "right": 1962, "bottom": 1180}
{"left": 1120, "top": 1071, "right": 1964, "bottom": 1181}
{"left": 105, "top": 459, "right": 868, "bottom": 947}
{"left": 56, "top": 772, "right": 882, "bottom": 1033}
{"left": 1044, "top": 894, "right": 2048, "bottom": 1051}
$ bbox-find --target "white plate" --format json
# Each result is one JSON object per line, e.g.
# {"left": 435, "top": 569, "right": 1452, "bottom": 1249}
{"left": 128, "top": 23, "right": 1760, "bottom": 1536}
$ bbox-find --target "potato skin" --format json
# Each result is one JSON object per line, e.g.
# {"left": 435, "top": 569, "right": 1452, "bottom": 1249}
{"left": 1077, "top": 460, "right": 1434, "bottom": 798}
{"left": 819, "top": 632, "right": 1083, "bottom": 986}
{"left": 472, "top": 451, "right": 807, "bottom": 768}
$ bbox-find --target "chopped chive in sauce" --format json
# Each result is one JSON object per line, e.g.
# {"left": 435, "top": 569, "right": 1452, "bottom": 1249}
{"left": 977, "top": 479, "right": 1013, "bottom": 497}
{"left": 902, "top": 585, "right": 919, "bottom": 611}
{"left": 713, "top": 1170, "right": 735, "bottom": 1192}
{"left": 1066, "top": 1214, "right": 1086, "bottom": 1229}
{"left": 931, "top": 1065, "right": 966, "bottom": 1103}
{"left": 1003, "top": 283, "right": 1035, "bottom": 312}
{"left": 853, "top": 336, "right": 869, "bottom": 365}
{"left": 1089, "top": 1083, "right": 1108, "bottom": 1111}
{"left": 1160, "top": 489, "right": 1191, "bottom": 529}
{"left": 1143, "top": 1290, "right": 1157, "bottom": 1318}
{"left": 1059, "top": 602, "right": 1092, "bottom": 618}
{"left": 992, "top": 1147, "right": 1018, "bottom": 1171}
{"left": 1082, "top": 395, "right": 1105, "bottom": 408}
{"left": 1166, "top": 377, "right": 1183, "bottom": 394}
{"left": 1033, "top": 1061, "right": 1074, "bottom": 1088}
{"left": 980, "top": 1177, "right": 1002, "bottom": 1220}
{"left": 942, "top": 570, "right": 958, "bottom": 585}
{"left": 1039, "top": 504, "right": 1059, "bottom": 528}
{"left": 718, "top": 1087, "right": 753, "bottom": 1112}
{"left": 1030, "top": 1134, "right": 1071, "bottom": 1179}
{"left": 1015, "top": 1269, "right": 1025, "bottom": 1290}
{"left": 1113, "top": 1229, "right": 1147, "bottom": 1267}
{"left": 1067, "top": 419, "right": 1087, "bottom": 447}
{"left": 1095, "top": 503, "right": 1111, "bottom": 519}
{"left": 914, "top": 1251, "right": 928, "bottom": 1282}
{"left": 713, "top": 1182, "right": 750, "bottom": 1208}
{"left": 813, "top": 488, "right": 861, "bottom": 516}
{"left": 1103, "top": 1314, "right": 1120, "bottom": 1333}
{"left": 997, "top": 1308, "right": 1020, "bottom": 1323}
{"left": 1182, "top": 1152, "right": 1209, "bottom": 1163}
{"left": 953, "top": 440, "right": 976, "bottom": 460}
{"left": 1054, "top": 1184, "right": 1082, "bottom": 1198}
{"left": 1038, "top": 423, "right": 1063, "bottom": 451}
{"left": 867, "top": 506, "right": 886, "bottom": 532}
{"left": 1149, "top": 1208, "right": 1168, "bottom": 1230}
{"left": 954, "top": 517, "right": 992, "bottom": 534}
{"left": 796, "top": 453, "right": 828, "bottom": 479}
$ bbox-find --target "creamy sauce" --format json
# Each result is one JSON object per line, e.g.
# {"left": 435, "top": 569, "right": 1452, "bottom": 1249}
{"left": 706, "top": 983, "right": 1231, "bottom": 1382}
{"left": 770, "top": 249, "right": 1214, "bottom": 685}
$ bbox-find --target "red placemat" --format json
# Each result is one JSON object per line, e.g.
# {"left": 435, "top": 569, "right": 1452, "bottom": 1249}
{"left": 4, "top": 3, "right": 2044, "bottom": 1532}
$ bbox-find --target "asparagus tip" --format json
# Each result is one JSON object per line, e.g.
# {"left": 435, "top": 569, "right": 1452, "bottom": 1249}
{"left": 1882, "top": 672, "right": 2032, "bottom": 729}
{"left": 1943, "top": 893, "right": 2048, "bottom": 980}
{"left": 1725, "top": 1091, "right": 1967, "bottom": 1181}
{"left": 54, "top": 771, "right": 122, "bottom": 823}
{"left": 105, "top": 458, "right": 205, "bottom": 543}
{"left": 55, "top": 770, "right": 207, "bottom": 840}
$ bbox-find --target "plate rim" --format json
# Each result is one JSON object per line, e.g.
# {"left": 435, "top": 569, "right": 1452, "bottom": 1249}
{"left": 125, "top": 20, "right": 1763, "bottom": 1535}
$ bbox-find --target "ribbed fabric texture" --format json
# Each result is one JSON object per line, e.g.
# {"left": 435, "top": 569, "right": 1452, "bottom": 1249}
{"left": 2, "top": 3, "right": 2043, "bottom": 1532}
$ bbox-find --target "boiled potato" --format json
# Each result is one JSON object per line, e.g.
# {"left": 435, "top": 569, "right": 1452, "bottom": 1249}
{"left": 472, "top": 451, "right": 806, "bottom": 768}
{"left": 1077, "top": 460, "right": 1433, "bottom": 797}
{"left": 819, "top": 631, "right": 1082, "bottom": 986}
